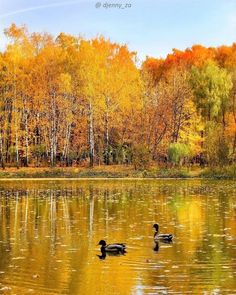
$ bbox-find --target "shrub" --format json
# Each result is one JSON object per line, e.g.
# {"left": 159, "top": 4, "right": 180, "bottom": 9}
{"left": 168, "top": 143, "right": 191, "bottom": 165}
{"left": 132, "top": 144, "right": 151, "bottom": 170}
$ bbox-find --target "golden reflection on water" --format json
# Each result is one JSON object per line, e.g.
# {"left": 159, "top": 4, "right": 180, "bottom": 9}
{"left": 0, "top": 179, "right": 235, "bottom": 294}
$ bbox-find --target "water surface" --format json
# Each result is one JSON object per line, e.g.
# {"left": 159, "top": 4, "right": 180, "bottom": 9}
{"left": 0, "top": 179, "right": 235, "bottom": 294}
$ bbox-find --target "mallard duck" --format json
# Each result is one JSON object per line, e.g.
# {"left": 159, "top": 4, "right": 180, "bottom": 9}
{"left": 153, "top": 224, "right": 173, "bottom": 242}
{"left": 98, "top": 240, "right": 126, "bottom": 253}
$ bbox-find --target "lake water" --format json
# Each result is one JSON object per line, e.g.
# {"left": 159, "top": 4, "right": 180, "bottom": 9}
{"left": 0, "top": 179, "right": 235, "bottom": 294}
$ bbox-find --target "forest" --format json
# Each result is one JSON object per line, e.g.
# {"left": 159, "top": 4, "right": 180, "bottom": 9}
{"left": 0, "top": 23, "right": 235, "bottom": 170}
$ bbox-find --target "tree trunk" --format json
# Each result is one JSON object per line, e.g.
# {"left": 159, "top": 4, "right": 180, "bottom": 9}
{"left": 24, "top": 104, "right": 29, "bottom": 167}
{"left": 104, "top": 97, "right": 110, "bottom": 165}
{"left": 13, "top": 65, "right": 19, "bottom": 169}
{"left": 233, "top": 132, "right": 236, "bottom": 157}
{"left": 88, "top": 101, "right": 94, "bottom": 167}
{"left": 105, "top": 110, "right": 109, "bottom": 165}
{"left": 63, "top": 123, "right": 71, "bottom": 166}
{"left": 0, "top": 129, "right": 5, "bottom": 169}
{"left": 50, "top": 93, "right": 57, "bottom": 167}
{"left": 15, "top": 128, "right": 19, "bottom": 169}
{"left": 50, "top": 132, "right": 54, "bottom": 167}
{"left": 25, "top": 123, "right": 29, "bottom": 166}
{"left": 232, "top": 94, "right": 236, "bottom": 158}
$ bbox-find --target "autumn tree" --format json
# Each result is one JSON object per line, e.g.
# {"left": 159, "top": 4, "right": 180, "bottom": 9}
{"left": 190, "top": 61, "right": 232, "bottom": 124}
{"left": 1, "top": 23, "right": 236, "bottom": 169}
{"left": 190, "top": 61, "right": 233, "bottom": 164}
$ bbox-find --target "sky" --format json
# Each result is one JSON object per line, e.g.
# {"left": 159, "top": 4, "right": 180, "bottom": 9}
{"left": 0, "top": 0, "right": 236, "bottom": 60}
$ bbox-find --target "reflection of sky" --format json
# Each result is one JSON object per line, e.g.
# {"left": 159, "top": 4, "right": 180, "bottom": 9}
{"left": 0, "top": 0, "right": 236, "bottom": 60}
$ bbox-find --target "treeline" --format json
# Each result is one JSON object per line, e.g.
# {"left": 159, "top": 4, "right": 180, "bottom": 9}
{"left": 0, "top": 24, "right": 235, "bottom": 169}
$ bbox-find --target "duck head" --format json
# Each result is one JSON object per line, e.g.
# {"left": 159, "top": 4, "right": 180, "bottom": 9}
{"left": 153, "top": 223, "right": 159, "bottom": 232}
{"left": 98, "top": 240, "right": 106, "bottom": 246}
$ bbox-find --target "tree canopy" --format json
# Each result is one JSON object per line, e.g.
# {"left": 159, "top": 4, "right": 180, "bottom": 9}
{"left": 0, "top": 24, "right": 236, "bottom": 168}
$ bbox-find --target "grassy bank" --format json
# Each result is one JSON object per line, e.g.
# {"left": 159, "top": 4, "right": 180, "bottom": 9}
{"left": 199, "top": 165, "right": 236, "bottom": 179}
{"left": 0, "top": 165, "right": 234, "bottom": 179}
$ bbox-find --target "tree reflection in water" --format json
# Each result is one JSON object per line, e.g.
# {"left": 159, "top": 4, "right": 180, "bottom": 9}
{"left": 0, "top": 179, "right": 235, "bottom": 294}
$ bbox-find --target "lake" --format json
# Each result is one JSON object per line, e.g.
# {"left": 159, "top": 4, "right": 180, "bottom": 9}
{"left": 0, "top": 179, "right": 235, "bottom": 294}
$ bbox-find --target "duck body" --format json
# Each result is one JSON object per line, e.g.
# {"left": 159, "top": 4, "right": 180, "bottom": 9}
{"left": 153, "top": 224, "right": 173, "bottom": 242}
{"left": 154, "top": 233, "right": 173, "bottom": 242}
{"left": 98, "top": 240, "right": 126, "bottom": 253}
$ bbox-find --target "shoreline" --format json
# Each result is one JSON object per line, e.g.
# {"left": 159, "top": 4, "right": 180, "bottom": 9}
{"left": 0, "top": 165, "right": 235, "bottom": 180}
{"left": 0, "top": 177, "right": 204, "bottom": 180}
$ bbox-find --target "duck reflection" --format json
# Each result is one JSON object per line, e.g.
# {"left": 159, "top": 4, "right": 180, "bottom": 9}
{"left": 97, "top": 250, "right": 126, "bottom": 260}
{"left": 153, "top": 240, "right": 173, "bottom": 252}
{"left": 153, "top": 242, "right": 160, "bottom": 252}
{"left": 97, "top": 251, "right": 107, "bottom": 260}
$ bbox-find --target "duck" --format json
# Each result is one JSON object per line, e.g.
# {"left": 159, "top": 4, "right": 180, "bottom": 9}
{"left": 98, "top": 240, "right": 126, "bottom": 253}
{"left": 153, "top": 224, "right": 173, "bottom": 242}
